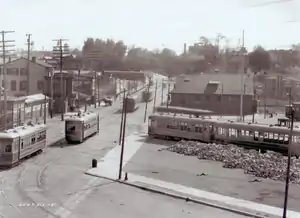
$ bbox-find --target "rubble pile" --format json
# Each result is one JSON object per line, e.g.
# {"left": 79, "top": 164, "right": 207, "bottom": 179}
{"left": 164, "top": 140, "right": 300, "bottom": 184}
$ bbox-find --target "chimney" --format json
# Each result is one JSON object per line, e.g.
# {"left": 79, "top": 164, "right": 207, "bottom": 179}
{"left": 8, "top": 56, "right": 11, "bottom": 62}
{"left": 32, "top": 56, "right": 36, "bottom": 63}
{"left": 183, "top": 43, "right": 187, "bottom": 55}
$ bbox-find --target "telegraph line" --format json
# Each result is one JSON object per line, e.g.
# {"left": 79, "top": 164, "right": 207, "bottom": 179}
{"left": 249, "top": 0, "right": 293, "bottom": 7}
{"left": 0, "top": 30, "right": 15, "bottom": 130}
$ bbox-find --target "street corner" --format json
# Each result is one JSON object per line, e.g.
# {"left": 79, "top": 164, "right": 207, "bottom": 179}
{"left": 117, "top": 173, "right": 296, "bottom": 218}
{"left": 85, "top": 165, "right": 129, "bottom": 183}
{"left": 85, "top": 166, "right": 117, "bottom": 181}
{"left": 108, "top": 173, "right": 274, "bottom": 218}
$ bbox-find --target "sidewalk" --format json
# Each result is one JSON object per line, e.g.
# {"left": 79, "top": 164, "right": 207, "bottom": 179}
{"left": 86, "top": 132, "right": 300, "bottom": 218}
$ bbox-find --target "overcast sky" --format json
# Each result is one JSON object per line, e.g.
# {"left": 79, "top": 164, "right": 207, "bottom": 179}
{"left": 1, "top": 0, "right": 300, "bottom": 53}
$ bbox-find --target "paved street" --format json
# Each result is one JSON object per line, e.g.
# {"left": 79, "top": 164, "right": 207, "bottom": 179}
{"left": 68, "top": 178, "right": 248, "bottom": 218}
{"left": 0, "top": 78, "right": 168, "bottom": 218}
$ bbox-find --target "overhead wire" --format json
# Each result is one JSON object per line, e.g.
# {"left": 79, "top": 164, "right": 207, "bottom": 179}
{"left": 248, "top": 0, "right": 293, "bottom": 7}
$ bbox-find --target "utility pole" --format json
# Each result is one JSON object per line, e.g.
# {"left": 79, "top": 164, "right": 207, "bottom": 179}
{"left": 50, "top": 70, "right": 54, "bottom": 118}
{"left": 152, "top": 80, "right": 158, "bottom": 113}
{"left": 243, "top": 84, "right": 246, "bottom": 122}
{"left": 161, "top": 79, "right": 164, "bottom": 105}
{"left": 264, "top": 76, "right": 267, "bottom": 119}
{"left": 97, "top": 72, "right": 100, "bottom": 107}
{"left": 166, "top": 83, "right": 171, "bottom": 108}
{"left": 43, "top": 86, "right": 47, "bottom": 124}
{"left": 1, "top": 30, "right": 15, "bottom": 130}
{"left": 240, "top": 30, "right": 245, "bottom": 122}
{"left": 52, "top": 38, "right": 69, "bottom": 121}
{"left": 283, "top": 87, "right": 294, "bottom": 218}
{"left": 26, "top": 34, "right": 32, "bottom": 95}
{"left": 143, "top": 82, "right": 151, "bottom": 123}
{"left": 94, "top": 71, "right": 97, "bottom": 108}
{"left": 119, "top": 89, "right": 126, "bottom": 145}
{"left": 118, "top": 95, "right": 128, "bottom": 180}
{"left": 83, "top": 50, "right": 104, "bottom": 108}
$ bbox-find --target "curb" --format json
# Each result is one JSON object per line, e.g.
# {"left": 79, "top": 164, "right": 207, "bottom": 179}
{"left": 85, "top": 172, "right": 269, "bottom": 218}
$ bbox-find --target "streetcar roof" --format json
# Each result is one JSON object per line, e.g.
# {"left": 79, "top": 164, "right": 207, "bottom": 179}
{"left": 0, "top": 123, "right": 47, "bottom": 139}
{"left": 65, "top": 111, "right": 98, "bottom": 122}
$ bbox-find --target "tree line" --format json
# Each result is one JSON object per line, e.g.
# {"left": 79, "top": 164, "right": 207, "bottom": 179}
{"left": 71, "top": 37, "right": 300, "bottom": 75}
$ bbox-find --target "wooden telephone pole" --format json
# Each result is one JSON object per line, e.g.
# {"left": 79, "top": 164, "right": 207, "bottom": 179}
{"left": 26, "top": 34, "right": 32, "bottom": 95}
{"left": 52, "top": 39, "right": 69, "bottom": 121}
{"left": 0, "top": 30, "right": 15, "bottom": 130}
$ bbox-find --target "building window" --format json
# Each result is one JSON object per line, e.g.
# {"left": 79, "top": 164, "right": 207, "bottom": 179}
{"left": 20, "top": 68, "right": 27, "bottom": 76}
{"left": 37, "top": 80, "right": 44, "bottom": 91}
{"left": 20, "top": 81, "right": 28, "bottom": 91}
{"left": 11, "top": 80, "right": 16, "bottom": 91}
{"left": 7, "top": 68, "right": 19, "bottom": 76}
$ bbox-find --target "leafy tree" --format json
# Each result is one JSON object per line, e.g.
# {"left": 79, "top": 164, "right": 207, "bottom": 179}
{"left": 82, "top": 38, "right": 127, "bottom": 70}
{"left": 80, "top": 36, "right": 219, "bottom": 74}
{"left": 248, "top": 45, "right": 271, "bottom": 72}
{"left": 188, "top": 36, "right": 219, "bottom": 65}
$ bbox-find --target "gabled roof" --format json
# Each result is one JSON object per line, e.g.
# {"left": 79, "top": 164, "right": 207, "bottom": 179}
{"left": 35, "top": 59, "right": 53, "bottom": 68}
{"left": 172, "top": 73, "right": 254, "bottom": 95}
{"left": 0, "top": 57, "right": 53, "bottom": 68}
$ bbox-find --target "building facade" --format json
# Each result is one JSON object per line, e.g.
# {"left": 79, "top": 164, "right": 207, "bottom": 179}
{"left": 0, "top": 57, "right": 52, "bottom": 96}
{"left": 170, "top": 73, "right": 256, "bottom": 116}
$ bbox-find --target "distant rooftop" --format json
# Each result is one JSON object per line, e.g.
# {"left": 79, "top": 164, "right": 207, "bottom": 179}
{"left": 0, "top": 57, "right": 53, "bottom": 68}
{"left": 172, "top": 73, "right": 254, "bottom": 95}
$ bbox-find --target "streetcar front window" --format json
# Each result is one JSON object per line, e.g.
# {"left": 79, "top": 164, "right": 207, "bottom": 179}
{"left": 66, "top": 122, "right": 82, "bottom": 135}
{"left": 5, "top": 145, "right": 12, "bottom": 153}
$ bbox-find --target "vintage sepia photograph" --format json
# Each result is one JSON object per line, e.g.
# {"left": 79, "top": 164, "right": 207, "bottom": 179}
{"left": 0, "top": 0, "right": 300, "bottom": 217}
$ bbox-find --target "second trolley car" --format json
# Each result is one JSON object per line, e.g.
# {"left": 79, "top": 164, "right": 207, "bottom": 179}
{"left": 148, "top": 113, "right": 300, "bottom": 156}
{"left": 65, "top": 111, "right": 99, "bottom": 143}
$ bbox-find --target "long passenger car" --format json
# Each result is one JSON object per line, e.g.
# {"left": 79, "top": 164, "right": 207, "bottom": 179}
{"left": 65, "top": 111, "right": 99, "bottom": 143}
{"left": 148, "top": 113, "right": 300, "bottom": 157}
{"left": 0, "top": 123, "right": 47, "bottom": 168}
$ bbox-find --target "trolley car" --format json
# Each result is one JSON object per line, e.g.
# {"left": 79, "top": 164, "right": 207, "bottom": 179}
{"left": 124, "top": 96, "right": 139, "bottom": 112}
{"left": 148, "top": 113, "right": 300, "bottom": 157}
{"left": 65, "top": 111, "right": 99, "bottom": 143}
{"left": 0, "top": 123, "right": 47, "bottom": 168}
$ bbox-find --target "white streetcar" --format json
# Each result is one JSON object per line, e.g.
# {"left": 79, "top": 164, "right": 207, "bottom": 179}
{"left": 0, "top": 123, "right": 47, "bottom": 168}
{"left": 65, "top": 111, "right": 99, "bottom": 143}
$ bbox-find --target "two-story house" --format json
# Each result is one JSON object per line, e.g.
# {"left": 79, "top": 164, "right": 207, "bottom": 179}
{"left": 0, "top": 57, "right": 53, "bottom": 96}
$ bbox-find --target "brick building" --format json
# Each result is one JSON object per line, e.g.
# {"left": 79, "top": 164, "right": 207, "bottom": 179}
{"left": 170, "top": 73, "right": 257, "bottom": 116}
